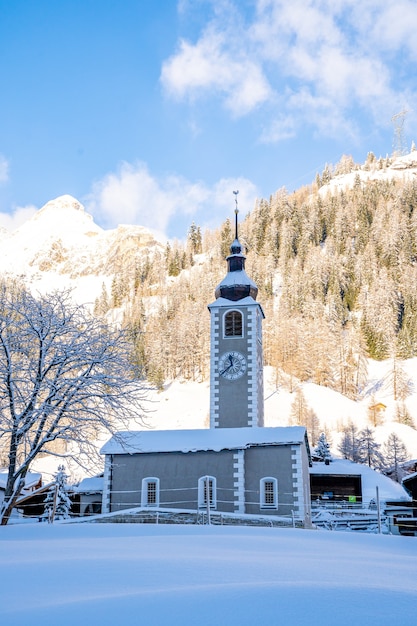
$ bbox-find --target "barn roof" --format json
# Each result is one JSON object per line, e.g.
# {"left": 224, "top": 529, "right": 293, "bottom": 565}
{"left": 101, "top": 426, "right": 308, "bottom": 456}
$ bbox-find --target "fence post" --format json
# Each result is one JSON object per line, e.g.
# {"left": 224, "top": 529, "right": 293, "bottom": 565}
{"left": 376, "top": 486, "right": 382, "bottom": 534}
{"left": 206, "top": 476, "right": 211, "bottom": 525}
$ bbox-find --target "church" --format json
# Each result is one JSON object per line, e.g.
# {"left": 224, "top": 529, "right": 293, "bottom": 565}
{"left": 101, "top": 205, "right": 312, "bottom": 525}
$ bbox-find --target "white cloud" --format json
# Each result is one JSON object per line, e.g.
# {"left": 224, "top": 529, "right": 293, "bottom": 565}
{"left": 86, "top": 162, "right": 258, "bottom": 239}
{"left": 261, "top": 114, "right": 296, "bottom": 143}
{"left": 0, "top": 155, "right": 9, "bottom": 184}
{"left": 161, "top": 0, "right": 417, "bottom": 142}
{"left": 0, "top": 205, "right": 38, "bottom": 232}
{"left": 161, "top": 30, "right": 271, "bottom": 117}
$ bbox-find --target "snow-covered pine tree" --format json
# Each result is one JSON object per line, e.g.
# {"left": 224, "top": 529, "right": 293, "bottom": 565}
{"left": 44, "top": 465, "right": 71, "bottom": 523}
{"left": 313, "top": 432, "right": 332, "bottom": 463}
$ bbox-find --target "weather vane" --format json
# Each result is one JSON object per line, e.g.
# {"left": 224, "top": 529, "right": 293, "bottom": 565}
{"left": 233, "top": 190, "right": 239, "bottom": 239}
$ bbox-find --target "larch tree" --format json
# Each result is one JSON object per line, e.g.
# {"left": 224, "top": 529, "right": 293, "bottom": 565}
{"left": 382, "top": 433, "right": 408, "bottom": 483}
{"left": 0, "top": 285, "right": 147, "bottom": 525}
{"left": 385, "top": 356, "right": 410, "bottom": 402}
{"left": 395, "top": 401, "right": 415, "bottom": 428}
{"left": 305, "top": 407, "right": 320, "bottom": 448}
{"left": 338, "top": 422, "right": 362, "bottom": 463}
{"left": 358, "top": 427, "right": 382, "bottom": 469}
{"left": 289, "top": 388, "right": 309, "bottom": 426}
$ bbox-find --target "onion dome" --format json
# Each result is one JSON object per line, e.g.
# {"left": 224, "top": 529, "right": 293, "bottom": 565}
{"left": 214, "top": 204, "right": 258, "bottom": 301}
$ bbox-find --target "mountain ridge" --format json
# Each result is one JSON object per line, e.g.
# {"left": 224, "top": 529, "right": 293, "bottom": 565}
{"left": 0, "top": 194, "right": 164, "bottom": 303}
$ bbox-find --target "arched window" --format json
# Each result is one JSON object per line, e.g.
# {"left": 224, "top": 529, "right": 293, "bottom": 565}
{"left": 141, "top": 477, "right": 160, "bottom": 507}
{"left": 198, "top": 475, "right": 217, "bottom": 509}
{"left": 260, "top": 477, "right": 278, "bottom": 509}
{"left": 224, "top": 310, "right": 243, "bottom": 337}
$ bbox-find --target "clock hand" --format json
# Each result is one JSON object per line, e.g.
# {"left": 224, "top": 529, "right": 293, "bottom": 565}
{"left": 220, "top": 363, "right": 233, "bottom": 376}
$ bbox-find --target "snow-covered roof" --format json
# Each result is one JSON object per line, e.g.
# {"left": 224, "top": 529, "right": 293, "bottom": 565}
{"left": 208, "top": 296, "right": 265, "bottom": 316}
{"left": 310, "top": 459, "right": 410, "bottom": 502}
{"left": 101, "top": 426, "right": 307, "bottom": 455}
{"left": 0, "top": 472, "right": 42, "bottom": 490}
{"left": 73, "top": 476, "right": 104, "bottom": 493}
{"left": 403, "top": 471, "right": 417, "bottom": 483}
{"left": 214, "top": 269, "right": 258, "bottom": 291}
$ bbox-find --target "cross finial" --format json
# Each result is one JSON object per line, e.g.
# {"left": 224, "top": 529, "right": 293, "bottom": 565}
{"left": 233, "top": 190, "right": 239, "bottom": 239}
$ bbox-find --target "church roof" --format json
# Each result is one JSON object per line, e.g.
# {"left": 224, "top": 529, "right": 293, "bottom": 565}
{"left": 101, "top": 426, "right": 307, "bottom": 455}
{"left": 208, "top": 295, "right": 265, "bottom": 317}
{"left": 214, "top": 269, "right": 259, "bottom": 302}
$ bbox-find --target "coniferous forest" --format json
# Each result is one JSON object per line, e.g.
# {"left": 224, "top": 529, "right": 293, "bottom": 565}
{"left": 93, "top": 154, "right": 417, "bottom": 407}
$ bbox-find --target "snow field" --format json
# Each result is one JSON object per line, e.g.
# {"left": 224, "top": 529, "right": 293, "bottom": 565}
{"left": 0, "top": 522, "right": 416, "bottom": 626}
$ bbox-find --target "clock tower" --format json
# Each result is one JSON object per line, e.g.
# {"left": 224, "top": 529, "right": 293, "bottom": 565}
{"left": 208, "top": 202, "right": 265, "bottom": 429}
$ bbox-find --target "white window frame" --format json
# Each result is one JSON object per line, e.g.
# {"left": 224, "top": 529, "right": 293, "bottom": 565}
{"left": 198, "top": 475, "right": 217, "bottom": 509}
{"left": 223, "top": 310, "right": 244, "bottom": 338}
{"left": 260, "top": 477, "right": 278, "bottom": 510}
{"left": 141, "top": 477, "right": 160, "bottom": 508}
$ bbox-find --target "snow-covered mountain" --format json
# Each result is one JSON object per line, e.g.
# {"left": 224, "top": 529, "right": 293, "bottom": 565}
{"left": 0, "top": 194, "right": 163, "bottom": 304}
{"left": 2, "top": 181, "right": 417, "bottom": 482}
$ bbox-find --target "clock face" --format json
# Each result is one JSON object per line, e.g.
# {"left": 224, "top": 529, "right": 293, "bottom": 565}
{"left": 218, "top": 351, "right": 247, "bottom": 380}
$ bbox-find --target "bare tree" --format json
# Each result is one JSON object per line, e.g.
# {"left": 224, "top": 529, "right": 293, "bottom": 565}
{"left": 358, "top": 427, "right": 383, "bottom": 469}
{"left": 289, "top": 388, "right": 309, "bottom": 426}
{"left": 338, "top": 422, "right": 362, "bottom": 462}
{"left": 0, "top": 285, "right": 147, "bottom": 525}
{"left": 382, "top": 432, "right": 408, "bottom": 483}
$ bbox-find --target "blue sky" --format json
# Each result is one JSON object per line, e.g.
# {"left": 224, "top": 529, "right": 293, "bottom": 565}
{"left": 0, "top": 0, "right": 416, "bottom": 240}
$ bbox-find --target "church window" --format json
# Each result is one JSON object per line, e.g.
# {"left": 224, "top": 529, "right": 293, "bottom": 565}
{"left": 198, "top": 475, "right": 217, "bottom": 509}
{"left": 224, "top": 310, "right": 243, "bottom": 337}
{"left": 141, "top": 477, "right": 160, "bottom": 507}
{"left": 260, "top": 477, "right": 278, "bottom": 509}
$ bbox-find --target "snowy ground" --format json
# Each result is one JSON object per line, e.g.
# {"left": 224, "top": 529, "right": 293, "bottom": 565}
{"left": 0, "top": 522, "right": 415, "bottom": 626}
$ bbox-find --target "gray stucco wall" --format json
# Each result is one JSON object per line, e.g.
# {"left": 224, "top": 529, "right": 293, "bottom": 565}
{"left": 110, "top": 449, "right": 236, "bottom": 513}
{"left": 217, "top": 306, "right": 251, "bottom": 429}
{"left": 210, "top": 303, "right": 264, "bottom": 429}
{"left": 108, "top": 441, "right": 309, "bottom": 520}
{"left": 244, "top": 445, "right": 296, "bottom": 516}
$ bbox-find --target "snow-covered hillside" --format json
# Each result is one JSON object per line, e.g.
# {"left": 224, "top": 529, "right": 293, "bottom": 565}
{"left": 319, "top": 150, "right": 417, "bottom": 196}
{"left": 31, "top": 358, "right": 417, "bottom": 486}
{"left": 146, "top": 362, "right": 417, "bottom": 457}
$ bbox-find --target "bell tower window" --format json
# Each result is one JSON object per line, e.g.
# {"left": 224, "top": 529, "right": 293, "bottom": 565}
{"left": 224, "top": 310, "right": 243, "bottom": 337}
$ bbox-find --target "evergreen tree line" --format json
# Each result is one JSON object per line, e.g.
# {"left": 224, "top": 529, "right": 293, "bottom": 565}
{"left": 93, "top": 156, "right": 417, "bottom": 398}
